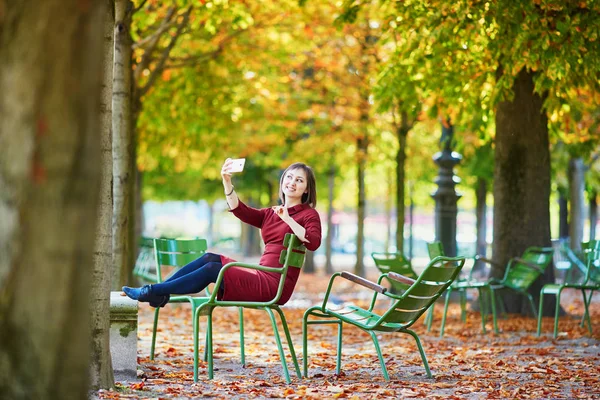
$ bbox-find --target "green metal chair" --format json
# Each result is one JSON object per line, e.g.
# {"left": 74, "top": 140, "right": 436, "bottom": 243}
{"left": 302, "top": 255, "right": 465, "bottom": 381}
{"left": 537, "top": 240, "right": 600, "bottom": 338}
{"left": 425, "top": 241, "right": 495, "bottom": 336}
{"left": 448, "top": 247, "right": 554, "bottom": 334}
{"left": 371, "top": 252, "right": 418, "bottom": 294}
{"left": 193, "top": 233, "right": 305, "bottom": 383}
{"left": 149, "top": 238, "right": 245, "bottom": 366}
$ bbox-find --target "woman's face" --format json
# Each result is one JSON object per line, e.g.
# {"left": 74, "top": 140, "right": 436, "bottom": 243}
{"left": 282, "top": 168, "right": 308, "bottom": 203}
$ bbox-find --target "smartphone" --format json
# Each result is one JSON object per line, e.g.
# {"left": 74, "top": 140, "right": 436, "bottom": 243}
{"left": 229, "top": 158, "right": 246, "bottom": 173}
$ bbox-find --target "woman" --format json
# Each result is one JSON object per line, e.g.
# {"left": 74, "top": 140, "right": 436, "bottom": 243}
{"left": 123, "top": 159, "right": 322, "bottom": 307}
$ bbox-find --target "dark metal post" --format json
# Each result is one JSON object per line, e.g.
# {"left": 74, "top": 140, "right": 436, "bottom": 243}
{"left": 431, "top": 121, "right": 462, "bottom": 256}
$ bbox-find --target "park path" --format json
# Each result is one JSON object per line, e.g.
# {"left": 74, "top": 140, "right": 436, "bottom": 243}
{"left": 96, "top": 271, "right": 600, "bottom": 399}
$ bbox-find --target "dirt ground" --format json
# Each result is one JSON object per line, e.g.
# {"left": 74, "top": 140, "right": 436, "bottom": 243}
{"left": 95, "top": 272, "right": 600, "bottom": 399}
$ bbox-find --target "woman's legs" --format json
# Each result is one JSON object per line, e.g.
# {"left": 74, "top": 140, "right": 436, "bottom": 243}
{"left": 152, "top": 260, "right": 223, "bottom": 296}
{"left": 123, "top": 252, "right": 223, "bottom": 304}
{"left": 164, "top": 252, "right": 222, "bottom": 282}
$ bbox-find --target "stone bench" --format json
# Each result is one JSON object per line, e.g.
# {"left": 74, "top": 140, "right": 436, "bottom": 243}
{"left": 109, "top": 292, "right": 138, "bottom": 380}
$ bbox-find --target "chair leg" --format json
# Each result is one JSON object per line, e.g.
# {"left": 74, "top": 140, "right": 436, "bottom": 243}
{"left": 489, "top": 288, "right": 499, "bottom": 334}
{"left": 273, "top": 307, "right": 301, "bottom": 379}
{"left": 439, "top": 288, "right": 452, "bottom": 338}
{"left": 265, "top": 308, "right": 291, "bottom": 383}
{"left": 477, "top": 288, "right": 487, "bottom": 334}
{"left": 367, "top": 331, "right": 389, "bottom": 382}
{"left": 302, "top": 309, "right": 311, "bottom": 378}
{"left": 526, "top": 293, "right": 537, "bottom": 319}
{"left": 460, "top": 289, "right": 467, "bottom": 323}
{"left": 193, "top": 307, "right": 201, "bottom": 382}
{"left": 335, "top": 321, "right": 343, "bottom": 375}
{"left": 581, "top": 290, "right": 593, "bottom": 334}
{"left": 536, "top": 291, "right": 545, "bottom": 337}
{"left": 553, "top": 289, "right": 562, "bottom": 338}
{"left": 425, "top": 303, "right": 434, "bottom": 332}
{"left": 404, "top": 328, "right": 432, "bottom": 378}
{"left": 150, "top": 307, "right": 160, "bottom": 360}
{"left": 238, "top": 307, "right": 245, "bottom": 366}
{"left": 206, "top": 311, "right": 214, "bottom": 380}
{"left": 203, "top": 329, "right": 209, "bottom": 362}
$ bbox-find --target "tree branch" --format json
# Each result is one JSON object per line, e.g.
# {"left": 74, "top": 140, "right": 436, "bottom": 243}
{"left": 137, "top": 5, "right": 193, "bottom": 100}
{"left": 132, "top": 0, "right": 148, "bottom": 15}
{"left": 133, "top": 6, "right": 177, "bottom": 84}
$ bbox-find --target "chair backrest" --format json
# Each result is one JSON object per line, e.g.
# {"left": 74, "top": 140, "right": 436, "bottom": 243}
{"left": 153, "top": 238, "right": 208, "bottom": 283}
{"left": 278, "top": 233, "right": 306, "bottom": 269}
{"left": 427, "top": 241, "right": 444, "bottom": 260}
{"left": 372, "top": 252, "right": 417, "bottom": 292}
{"left": 133, "top": 237, "right": 159, "bottom": 283}
{"left": 582, "top": 240, "right": 600, "bottom": 285}
{"left": 502, "top": 247, "right": 554, "bottom": 291}
{"left": 378, "top": 256, "right": 465, "bottom": 328}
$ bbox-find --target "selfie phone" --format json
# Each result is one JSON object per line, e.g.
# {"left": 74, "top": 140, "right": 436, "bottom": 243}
{"left": 229, "top": 158, "right": 246, "bottom": 173}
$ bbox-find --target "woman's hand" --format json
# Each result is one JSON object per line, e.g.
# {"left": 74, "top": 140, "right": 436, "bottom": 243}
{"left": 272, "top": 205, "right": 290, "bottom": 222}
{"left": 221, "top": 158, "right": 233, "bottom": 184}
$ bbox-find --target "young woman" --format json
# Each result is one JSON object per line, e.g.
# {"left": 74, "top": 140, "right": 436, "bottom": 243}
{"left": 123, "top": 159, "right": 322, "bottom": 307}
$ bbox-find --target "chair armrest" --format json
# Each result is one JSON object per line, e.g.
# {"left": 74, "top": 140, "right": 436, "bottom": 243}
{"left": 209, "top": 262, "right": 285, "bottom": 303}
{"left": 340, "top": 271, "right": 386, "bottom": 294}
{"left": 475, "top": 255, "right": 501, "bottom": 269}
{"left": 512, "top": 257, "right": 545, "bottom": 274}
{"left": 387, "top": 272, "right": 416, "bottom": 286}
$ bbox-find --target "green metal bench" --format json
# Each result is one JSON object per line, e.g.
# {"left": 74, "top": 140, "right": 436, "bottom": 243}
{"left": 302, "top": 255, "right": 465, "bottom": 381}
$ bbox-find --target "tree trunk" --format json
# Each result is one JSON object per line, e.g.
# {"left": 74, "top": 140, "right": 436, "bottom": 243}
{"left": 493, "top": 69, "right": 554, "bottom": 316}
{"left": 395, "top": 116, "right": 409, "bottom": 255}
{"left": 303, "top": 250, "right": 315, "bottom": 273}
{"left": 590, "top": 191, "right": 598, "bottom": 240}
{"left": 325, "top": 166, "right": 335, "bottom": 274}
{"left": 558, "top": 189, "right": 569, "bottom": 239}
{"left": 241, "top": 198, "right": 262, "bottom": 256}
{"left": 0, "top": 1, "right": 104, "bottom": 398}
{"left": 90, "top": 0, "right": 116, "bottom": 391}
{"left": 568, "top": 157, "right": 585, "bottom": 251}
{"left": 355, "top": 136, "right": 367, "bottom": 277}
{"left": 207, "top": 200, "right": 215, "bottom": 247}
{"left": 385, "top": 167, "right": 393, "bottom": 252}
{"left": 475, "top": 178, "right": 488, "bottom": 257}
{"left": 112, "top": 0, "right": 134, "bottom": 289}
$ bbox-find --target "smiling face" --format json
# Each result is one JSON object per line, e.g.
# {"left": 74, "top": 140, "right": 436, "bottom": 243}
{"left": 281, "top": 168, "right": 308, "bottom": 206}
{"left": 278, "top": 162, "right": 317, "bottom": 208}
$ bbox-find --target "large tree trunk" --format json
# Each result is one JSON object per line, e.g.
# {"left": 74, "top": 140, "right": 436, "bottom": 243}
{"left": 385, "top": 167, "right": 393, "bottom": 252}
{"left": 355, "top": 136, "right": 367, "bottom": 277}
{"left": 590, "top": 191, "right": 598, "bottom": 240}
{"left": 395, "top": 115, "right": 409, "bottom": 255}
{"left": 0, "top": 1, "right": 104, "bottom": 397}
{"left": 558, "top": 189, "right": 569, "bottom": 239}
{"left": 112, "top": 0, "right": 135, "bottom": 289}
{"left": 325, "top": 166, "right": 335, "bottom": 274}
{"left": 493, "top": 69, "right": 554, "bottom": 316}
{"left": 475, "top": 178, "right": 488, "bottom": 257}
{"left": 90, "top": 0, "right": 116, "bottom": 391}
{"left": 568, "top": 157, "right": 585, "bottom": 250}
{"left": 303, "top": 250, "right": 316, "bottom": 273}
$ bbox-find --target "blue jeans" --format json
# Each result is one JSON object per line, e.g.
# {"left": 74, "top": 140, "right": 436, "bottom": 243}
{"left": 151, "top": 252, "right": 223, "bottom": 296}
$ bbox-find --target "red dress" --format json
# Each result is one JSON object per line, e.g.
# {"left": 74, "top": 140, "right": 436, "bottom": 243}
{"left": 218, "top": 200, "right": 322, "bottom": 305}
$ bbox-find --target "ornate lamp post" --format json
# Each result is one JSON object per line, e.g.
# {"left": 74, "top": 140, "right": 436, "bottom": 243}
{"left": 431, "top": 121, "right": 462, "bottom": 256}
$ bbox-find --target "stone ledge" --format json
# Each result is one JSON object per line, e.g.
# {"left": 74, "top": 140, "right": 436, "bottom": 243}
{"left": 110, "top": 291, "right": 138, "bottom": 380}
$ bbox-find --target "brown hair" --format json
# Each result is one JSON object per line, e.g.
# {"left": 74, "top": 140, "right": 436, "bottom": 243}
{"left": 278, "top": 162, "right": 317, "bottom": 208}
